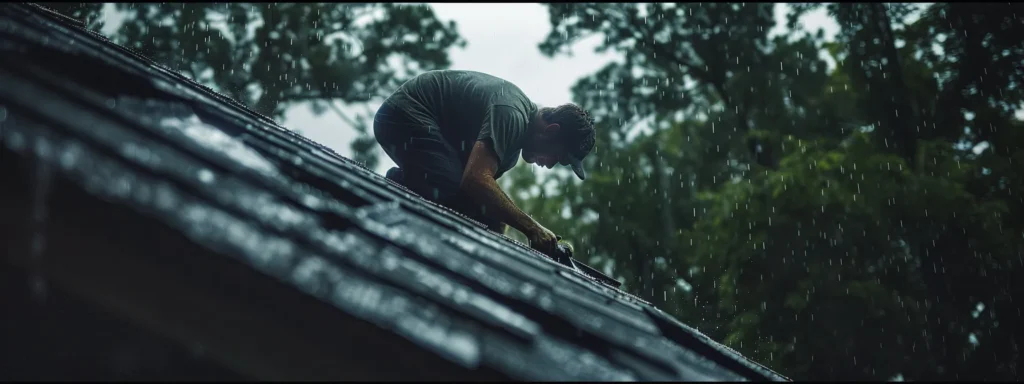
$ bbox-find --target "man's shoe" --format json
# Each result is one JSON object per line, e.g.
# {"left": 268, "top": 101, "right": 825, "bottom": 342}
{"left": 385, "top": 167, "right": 405, "bottom": 185}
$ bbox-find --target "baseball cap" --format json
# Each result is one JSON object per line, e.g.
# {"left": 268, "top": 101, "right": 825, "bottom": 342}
{"left": 561, "top": 122, "right": 596, "bottom": 181}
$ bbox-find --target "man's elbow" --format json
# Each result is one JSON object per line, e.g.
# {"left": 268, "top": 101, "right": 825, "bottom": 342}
{"left": 459, "top": 172, "right": 491, "bottom": 195}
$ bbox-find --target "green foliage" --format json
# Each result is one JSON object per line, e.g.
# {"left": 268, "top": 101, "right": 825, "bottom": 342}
{"left": 50, "top": 2, "right": 1024, "bottom": 379}
{"left": 532, "top": 2, "right": 1024, "bottom": 380}
{"left": 689, "top": 133, "right": 1012, "bottom": 379}
{"left": 46, "top": 2, "right": 464, "bottom": 169}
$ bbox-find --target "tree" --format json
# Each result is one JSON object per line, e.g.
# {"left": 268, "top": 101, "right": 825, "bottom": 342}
{"left": 45, "top": 3, "right": 465, "bottom": 169}
{"left": 791, "top": 3, "right": 1024, "bottom": 378}
{"left": 534, "top": 1, "right": 844, "bottom": 312}
{"left": 529, "top": 2, "right": 1023, "bottom": 380}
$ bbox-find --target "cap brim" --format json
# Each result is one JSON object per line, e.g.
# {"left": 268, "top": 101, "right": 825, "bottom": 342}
{"left": 570, "top": 160, "right": 586, "bottom": 180}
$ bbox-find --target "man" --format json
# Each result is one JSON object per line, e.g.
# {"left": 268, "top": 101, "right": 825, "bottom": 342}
{"left": 373, "top": 70, "right": 596, "bottom": 255}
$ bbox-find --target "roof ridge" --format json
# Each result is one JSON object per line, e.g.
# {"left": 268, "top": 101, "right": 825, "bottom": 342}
{"left": 2, "top": 4, "right": 790, "bottom": 381}
{"left": 20, "top": 1, "right": 636, "bottom": 297}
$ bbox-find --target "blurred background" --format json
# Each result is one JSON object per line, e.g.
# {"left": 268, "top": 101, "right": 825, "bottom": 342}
{"left": 43, "top": 2, "right": 1024, "bottom": 380}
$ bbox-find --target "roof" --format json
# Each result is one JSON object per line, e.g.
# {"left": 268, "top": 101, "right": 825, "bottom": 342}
{"left": 0, "top": 3, "right": 788, "bottom": 381}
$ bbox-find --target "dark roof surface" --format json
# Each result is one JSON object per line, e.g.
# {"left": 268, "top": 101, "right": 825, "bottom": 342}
{"left": 0, "top": 3, "right": 788, "bottom": 381}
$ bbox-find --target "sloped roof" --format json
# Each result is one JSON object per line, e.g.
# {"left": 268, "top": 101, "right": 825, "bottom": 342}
{"left": 0, "top": 3, "right": 787, "bottom": 381}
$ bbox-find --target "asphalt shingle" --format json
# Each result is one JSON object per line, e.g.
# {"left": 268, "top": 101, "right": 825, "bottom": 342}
{"left": 0, "top": 3, "right": 789, "bottom": 381}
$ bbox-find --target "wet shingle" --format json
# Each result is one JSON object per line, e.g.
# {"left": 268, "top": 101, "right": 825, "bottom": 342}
{"left": 0, "top": 3, "right": 788, "bottom": 381}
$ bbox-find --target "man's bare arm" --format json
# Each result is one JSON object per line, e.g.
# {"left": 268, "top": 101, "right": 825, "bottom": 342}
{"left": 459, "top": 140, "right": 538, "bottom": 235}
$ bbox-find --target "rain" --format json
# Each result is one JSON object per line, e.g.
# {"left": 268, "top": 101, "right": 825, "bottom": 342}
{"left": 5, "top": 2, "right": 1024, "bottom": 382}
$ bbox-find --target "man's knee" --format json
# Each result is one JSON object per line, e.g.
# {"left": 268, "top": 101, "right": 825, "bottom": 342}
{"left": 372, "top": 105, "right": 410, "bottom": 167}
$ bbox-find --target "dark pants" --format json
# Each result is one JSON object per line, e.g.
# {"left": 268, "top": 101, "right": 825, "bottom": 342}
{"left": 373, "top": 102, "right": 505, "bottom": 233}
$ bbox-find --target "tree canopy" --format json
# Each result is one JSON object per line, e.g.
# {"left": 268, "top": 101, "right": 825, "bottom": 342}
{"left": 50, "top": 2, "right": 1023, "bottom": 380}
{"left": 500, "top": 2, "right": 1023, "bottom": 380}
{"left": 43, "top": 2, "right": 464, "bottom": 169}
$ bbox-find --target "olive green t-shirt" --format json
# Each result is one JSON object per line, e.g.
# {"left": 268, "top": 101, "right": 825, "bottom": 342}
{"left": 383, "top": 70, "right": 537, "bottom": 177}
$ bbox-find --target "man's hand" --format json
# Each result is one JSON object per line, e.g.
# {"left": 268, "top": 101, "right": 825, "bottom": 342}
{"left": 526, "top": 223, "right": 559, "bottom": 256}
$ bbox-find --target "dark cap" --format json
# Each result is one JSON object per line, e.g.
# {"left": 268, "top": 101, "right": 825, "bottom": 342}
{"left": 545, "top": 104, "right": 596, "bottom": 181}
{"left": 562, "top": 127, "right": 595, "bottom": 180}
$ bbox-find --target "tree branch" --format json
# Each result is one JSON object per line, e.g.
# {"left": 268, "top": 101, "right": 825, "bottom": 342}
{"left": 326, "top": 99, "right": 361, "bottom": 129}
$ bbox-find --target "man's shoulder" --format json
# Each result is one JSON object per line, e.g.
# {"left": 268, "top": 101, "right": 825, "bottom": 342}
{"left": 450, "top": 71, "right": 532, "bottom": 102}
{"left": 410, "top": 69, "right": 499, "bottom": 85}
{"left": 490, "top": 83, "right": 536, "bottom": 121}
{"left": 491, "top": 104, "right": 529, "bottom": 118}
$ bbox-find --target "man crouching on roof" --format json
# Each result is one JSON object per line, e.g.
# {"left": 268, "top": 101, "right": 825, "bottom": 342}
{"left": 373, "top": 70, "right": 596, "bottom": 256}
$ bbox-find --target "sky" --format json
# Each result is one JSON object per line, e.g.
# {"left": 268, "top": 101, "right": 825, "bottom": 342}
{"left": 284, "top": 3, "right": 626, "bottom": 176}
{"left": 101, "top": 3, "right": 841, "bottom": 176}
{"left": 283, "top": 3, "right": 839, "bottom": 176}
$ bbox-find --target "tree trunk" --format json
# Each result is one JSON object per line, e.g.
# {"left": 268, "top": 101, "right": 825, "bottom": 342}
{"left": 869, "top": 3, "right": 919, "bottom": 167}
{"left": 650, "top": 134, "right": 676, "bottom": 308}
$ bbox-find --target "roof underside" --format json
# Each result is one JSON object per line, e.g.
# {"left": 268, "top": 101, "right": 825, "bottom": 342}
{"left": 0, "top": 3, "right": 787, "bottom": 381}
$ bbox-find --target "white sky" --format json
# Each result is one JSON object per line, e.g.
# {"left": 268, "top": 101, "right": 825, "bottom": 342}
{"left": 287, "top": 3, "right": 626, "bottom": 176}
{"left": 100, "top": 3, "right": 842, "bottom": 176}
{"left": 287, "top": 3, "right": 839, "bottom": 176}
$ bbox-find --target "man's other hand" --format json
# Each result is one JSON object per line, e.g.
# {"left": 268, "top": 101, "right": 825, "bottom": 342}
{"left": 526, "top": 223, "right": 559, "bottom": 256}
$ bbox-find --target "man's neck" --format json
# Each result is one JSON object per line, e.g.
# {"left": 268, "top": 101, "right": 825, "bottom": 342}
{"left": 528, "top": 110, "right": 545, "bottom": 134}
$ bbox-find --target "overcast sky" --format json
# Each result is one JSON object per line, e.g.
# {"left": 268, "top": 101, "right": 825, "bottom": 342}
{"left": 286, "top": 3, "right": 625, "bottom": 176}
{"left": 285, "top": 3, "right": 839, "bottom": 176}
{"left": 101, "top": 3, "right": 841, "bottom": 176}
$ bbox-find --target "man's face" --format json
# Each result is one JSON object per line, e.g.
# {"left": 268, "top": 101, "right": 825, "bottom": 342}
{"left": 523, "top": 124, "right": 564, "bottom": 169}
